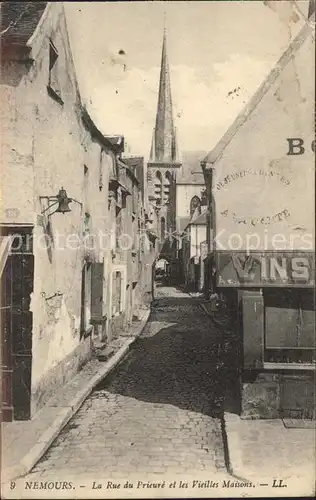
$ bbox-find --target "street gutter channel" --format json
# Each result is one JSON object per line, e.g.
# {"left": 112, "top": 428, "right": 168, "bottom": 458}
{"left": 197, "top": 298, "right": 250, "bottom": 482}
{"left": 2, "top": 310, "right": 151, "bottom": 484}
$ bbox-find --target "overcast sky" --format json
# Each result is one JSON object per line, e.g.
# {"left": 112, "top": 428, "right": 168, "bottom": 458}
{"left": 64, "top": 1, "right": 310, "bottom": 157}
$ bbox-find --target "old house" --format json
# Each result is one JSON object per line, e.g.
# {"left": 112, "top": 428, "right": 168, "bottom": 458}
{"left": 0, "top": 2, "right": 151, "bottom": 422}
{"left": 0, "top": 1, "right": 92, "bottom": 421}
{"left": 201, "top": 4, "right": 315, "bottom": 418}
{"left": 175, "top": 152, "right": 208, "bottom": 237}
{"left": 106, "top": 154, "right": 147, "bottom": 337}
{"left": 79, "top": 109, "right": 127, "bottom": 345}
{"left": 181, "top": 203, "right": 208, "bottom": 292}
{"left": 121, "top": 156, "right": 154, "bottom": 311}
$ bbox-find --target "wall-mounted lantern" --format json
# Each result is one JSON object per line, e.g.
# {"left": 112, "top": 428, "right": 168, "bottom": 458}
{"left": 40, "top": 187, "right": 82, "bottom": 216}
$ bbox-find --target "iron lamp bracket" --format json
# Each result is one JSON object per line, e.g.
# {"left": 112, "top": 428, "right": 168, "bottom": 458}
{"left": 39, "top": 190, "right": 83, "bottom": 216}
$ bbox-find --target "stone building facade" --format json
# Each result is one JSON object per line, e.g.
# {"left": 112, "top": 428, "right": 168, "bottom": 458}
{"left": 0, "top": 2, "right": 152, "bottom": 422}
{"left": 201, "top": 4, "right": 315, "bottom": 418}
{"left": 107, "top": 155, "right": 148, "bottom": 337}
{"left": 181, "top": 205, "right": 208, "bottom": 292}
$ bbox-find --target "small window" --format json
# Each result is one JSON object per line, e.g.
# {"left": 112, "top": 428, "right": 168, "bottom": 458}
{"left": 201, "top": 188, "right": 207, "bottom": 205}
{"left": 99, "top": 150, "right": 104, "bottom": 191}
{"left": 156, "top": 171, "right": 162, "bottom": 182}
{"left": 160, "top": 217, "right": 166, "bottom": 240}
{"left": 49, "top": 41, "right": 58, "bottom": 71}
{"left": 84, "top": 213, "right": 91, "bottom": 234}
{"left": 190, "top": 196, "right": 201, "bottom": 217}
{"left": 47, "top": 41, "right": 63, "bottom": 105}
{"left": 165, "top": 171, "right": 172, "bottom": 184}
{"left": 83, "top": 166, "right": 90, "bottom": 213}
{"left": 264, "top": 289, "right": 315, "bottom": 365}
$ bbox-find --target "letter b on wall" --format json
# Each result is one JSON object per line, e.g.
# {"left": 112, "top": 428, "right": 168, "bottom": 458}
{"left": 286, "top": 138, "right": 305, "bottom": 155}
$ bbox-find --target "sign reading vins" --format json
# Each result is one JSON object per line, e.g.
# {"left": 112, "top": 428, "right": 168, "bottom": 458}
{"left": 217, "top": 251, "right": 315, "bottom": 287}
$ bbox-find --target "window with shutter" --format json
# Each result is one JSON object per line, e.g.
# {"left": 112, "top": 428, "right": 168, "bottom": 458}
{"left": 264, "top": 289, "right": 315, "bottom": 365}
{"left": 91, "top": 263, "right": 104, "bottom": 322}
{"left": 112, "top": 271, "right": 122, "bottom": 316}
{"left": 47, "top": 41, "right": 63, "bottom": 105}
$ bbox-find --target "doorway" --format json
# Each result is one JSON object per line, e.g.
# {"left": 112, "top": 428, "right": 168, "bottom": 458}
{"left": 0, "top": 227, "right": 34, "bottom": 421}
{"left": 80, "top": 262, "right": 92, "bottom": 338}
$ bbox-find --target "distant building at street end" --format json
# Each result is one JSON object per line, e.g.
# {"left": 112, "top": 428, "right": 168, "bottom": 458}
{"left": 180, "top": 202, "right": 208, "bottom": 293}
{"left": 147, "top": 27, "right": 207, "bottom": 283}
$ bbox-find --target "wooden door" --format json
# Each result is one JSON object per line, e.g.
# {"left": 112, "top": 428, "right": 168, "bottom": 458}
{"left": 91, "top": 262, "right": 104, "bottom": 323}
{"left": 1, "top": 256, "right": 13, "bottom": 421}
{"left": 126, "top": 284, "right": 131, "bottom": 325}
{"left": 1, "top": 229, "right": 34, "bottom": 421}
{"left": 80, "top": 263, "right": 92, "bottom": 337}
{"left": 11, "top": 252, "right": 34, "bottom": 420}
{"left": 90, "top": 262, "right": 105, "bottom": 340}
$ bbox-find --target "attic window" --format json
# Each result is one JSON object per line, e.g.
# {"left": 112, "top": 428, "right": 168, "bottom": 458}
{"left": 47, "top": 41, "right": 63, "bottom": 105}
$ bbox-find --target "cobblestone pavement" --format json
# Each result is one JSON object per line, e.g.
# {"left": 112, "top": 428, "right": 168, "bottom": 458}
{"left": 23, "top": 287, "right": 231, "bottom": 482}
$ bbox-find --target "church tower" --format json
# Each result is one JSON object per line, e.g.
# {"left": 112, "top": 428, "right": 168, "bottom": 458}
{"left": 147, "top": 24, "right": 182, "bottom": 274}
{"left": 149, "top": 27, "right": 180, "bottom": 166}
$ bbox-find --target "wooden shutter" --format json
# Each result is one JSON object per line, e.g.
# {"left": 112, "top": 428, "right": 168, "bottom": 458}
{"left": 91, "top": 262, "right": 104, "bottom": 322}
{"left": 241, "top": 290, "right": 264, "bottom": 369}
{"left": 11, "top": 252, "right": 34, "bottom": 420}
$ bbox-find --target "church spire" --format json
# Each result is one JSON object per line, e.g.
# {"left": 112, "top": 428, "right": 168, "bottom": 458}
{"left": 150, "top": 23, "right": 180, "bottom": 164}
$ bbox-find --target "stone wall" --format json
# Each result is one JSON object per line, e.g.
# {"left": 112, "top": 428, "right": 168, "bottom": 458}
{"left": 31, "top": 335, "right": 92, "bottom": 415}
{"left": 242, "top": 371, "right": 315, "bottom": 419}
{"left": 0, "top": 4, "right": 115, "bottom": 416}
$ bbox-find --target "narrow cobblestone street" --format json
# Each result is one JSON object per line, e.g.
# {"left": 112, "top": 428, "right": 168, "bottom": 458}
{"left": 23, "top": 287, "right": 232, "bottom": 483}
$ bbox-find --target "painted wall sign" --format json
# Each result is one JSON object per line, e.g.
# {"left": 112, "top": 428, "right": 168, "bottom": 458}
{"left": 211, "top": 24, "right": 315, "bottom": 255}
{"left": 216, "top": 251, "right": 315, "bottom": 287}
{"left": 231, "top": 209, "right": 291, "bottom": 226}
{"left": 286, "top": 138, "right": 315, "bottom": 155}
{"left": 215, "top": 168, "right": 291, "bottom": 191}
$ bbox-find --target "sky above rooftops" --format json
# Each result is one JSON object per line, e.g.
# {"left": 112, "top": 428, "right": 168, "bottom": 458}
{"left": 64, "top": 1, "right": 310, "bottom": 158}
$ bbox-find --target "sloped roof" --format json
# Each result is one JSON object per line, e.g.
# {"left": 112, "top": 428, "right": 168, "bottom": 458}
{"left": 0, "top": 2, "right": 47, "bottom": 46}
{"left": 178, "top": 216, "right": 191, "bottom": 235}
{"left": 190, "top": 206, "right": 208, "bottom": 226}
{"left": 176, "top": 150, "right": 207, "bottom": 185}
{"left": 202, "top": 16, "right": 314, "bottom": 168}
{"left": 81, "top": 108, "right": 125, "bottom": 154}
{"left": 180, "top": 206, "right": 208, "bottom": 234}
{"left": 191, "top": 211, "right": 207, "bottom": 226}
{"left": 0, "top": 2, "right": 130, "bottom": 161}
{"left": 123, "top": 156, "right": 144, "bottom": 171}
